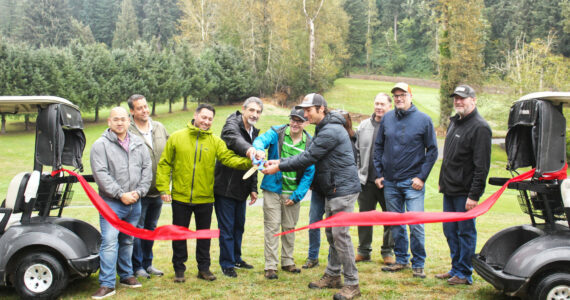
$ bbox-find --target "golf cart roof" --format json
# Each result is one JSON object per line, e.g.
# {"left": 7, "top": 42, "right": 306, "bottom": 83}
{"left": 516, "top": 92, "right": 570, "bottom": 106}
{"left": 0, "top": 96, "right": 79, "bottom": 114}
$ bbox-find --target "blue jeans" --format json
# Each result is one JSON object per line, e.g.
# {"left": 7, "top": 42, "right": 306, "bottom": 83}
{"left": 214, "top": 194, "right": 247, "bottom": 269}
{"left": 99, "top": 197, "right": 141, "bottom": 288}
{"left": 384, "top": 179, "right": 426, "bottom": 268}
{"left": 307, "top": 190, "right": 325, "bottom": 260}
{"left": 443, "top": 195, "right": 477, "bottom": 283}
{"left": 132, "top": 196, "right": 163, "bottom": 272}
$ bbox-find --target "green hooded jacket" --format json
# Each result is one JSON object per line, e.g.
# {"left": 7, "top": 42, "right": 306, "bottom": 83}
{"left": 156, "top": 122, "right": 252, "bottom": 204}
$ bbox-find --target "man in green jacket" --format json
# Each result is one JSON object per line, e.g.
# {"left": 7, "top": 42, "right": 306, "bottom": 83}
{"left": 156, "top": 104, "right": 252, "bottom": 283}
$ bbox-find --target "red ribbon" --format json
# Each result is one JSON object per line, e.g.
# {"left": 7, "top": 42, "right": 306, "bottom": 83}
{"left": 278, "top": 167, "right": 560, "bottom": 236}
{"left": 53, "top": 169, "right": 219, "bottom": 240}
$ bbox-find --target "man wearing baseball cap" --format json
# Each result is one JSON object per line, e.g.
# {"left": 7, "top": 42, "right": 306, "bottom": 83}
{"left": 252, "top": 108, "right": 315, "bottom": 280}
{"left": 374, "top": 82, "right": 438, "bottom": 279}
{"left": 437, "top": 85, "right": 491, "bottom": 285}
{"left": 262, "top": 93, "right": 362, "bottom": 300}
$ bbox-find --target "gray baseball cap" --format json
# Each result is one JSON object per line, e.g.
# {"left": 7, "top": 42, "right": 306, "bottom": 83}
{"left": 450, "top": 85, "right": 476, "bottom": 98}
{"left": 295, "top": 93, "right": 328, "bottom": 109}
{"left": 289, "top": 108, "right": 307, "bottom": 121}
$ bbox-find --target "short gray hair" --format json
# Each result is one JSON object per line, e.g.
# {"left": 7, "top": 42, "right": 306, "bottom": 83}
{"left": 243, "top": 97, "right": 263, "bottom": 112}
{"left": 374, "top": 92, "right": 392, "bottom": 103}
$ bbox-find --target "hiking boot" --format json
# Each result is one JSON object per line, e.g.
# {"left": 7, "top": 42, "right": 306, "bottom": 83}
{"left": 135, "top": 269, "right": 150, "bottom": 279}
{"left": 355, "top": 254, "right": 370, "bottom": 263}
{"left": 412, "top": 268, "right": 426, "bottom": 278}
{"left": 308, "top": 274, "right": 343, "bottom": 289}
{"left": 435, "top": 272, "right": 451, "bottom": 280}
{"left": 146, "top": 266, "right": 164, "bottom": 276}
{"left": 222, "top": 267, "right": 238, "bottom": 277}
{"left": 448, "top": 276, "right": 470, "bottom": 285}
{"left": 302, "top": 259, "right": 319, "bottom": 269}
{"left": 235, "top": 261, "right": 254, "bottom": 269}
{"left": 281, "top": 265, "right": 301, "bottom": 273}
{"left": 381, "top": 263, "right": 409, "bottom": 272}
{"left": 197, "top": 269, "right": 216, "bottom": 281}
{"left": 92, "top": 287, "right": 115, "bottom": 299}
{"left": 382, "top": 255, "right": 395, "bottom": 265}
{"left": 264, "top": 269, "right": 278, "bottom": 280}
{"left": 333, "top": 284, "right": 361, "bottom": 300}
{"left": 119, "top": 277, "right": 142, "bottom": 288}
{"left": 174, "top": 270, "right": 185, "bottom": 283}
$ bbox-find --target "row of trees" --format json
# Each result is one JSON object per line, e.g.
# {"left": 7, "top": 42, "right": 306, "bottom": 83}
{"left": 0, "top": 40, "right": 256, "bottom": 126}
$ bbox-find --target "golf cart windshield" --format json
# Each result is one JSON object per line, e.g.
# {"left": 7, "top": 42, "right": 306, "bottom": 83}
{"left": 505, "top": 92, "right": 569, "bottom": 178}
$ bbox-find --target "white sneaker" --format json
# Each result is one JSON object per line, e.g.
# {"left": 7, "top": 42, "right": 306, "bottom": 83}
{"left": 146, "top": 266, "right": 164, "bottom": 276}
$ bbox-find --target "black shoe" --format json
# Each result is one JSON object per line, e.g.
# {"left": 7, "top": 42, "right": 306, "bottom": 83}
{"left": 222, "top": 267, "right": 238, "bottom": 277}
{"left": 235, "top": 261, "right": 254, "bottom": 269}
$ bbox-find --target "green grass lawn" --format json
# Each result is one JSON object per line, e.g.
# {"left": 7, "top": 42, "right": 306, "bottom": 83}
{"left": 0, "top": 78, "right": 555, "bottom": 299}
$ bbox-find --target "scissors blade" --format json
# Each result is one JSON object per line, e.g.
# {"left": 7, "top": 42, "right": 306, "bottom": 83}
{"left": 242, "top": 166, "right": 258, "bottom": 180}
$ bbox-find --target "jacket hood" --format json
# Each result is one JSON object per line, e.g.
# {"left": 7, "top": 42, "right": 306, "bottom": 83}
{"left": 187, "top": 121, "right": 213, "bottom": 136}
{"left": 395, "top": 103, "right": 417, "bottom": 119}
{"left": 317, "top": 111, "right": 345, "bottom": 129}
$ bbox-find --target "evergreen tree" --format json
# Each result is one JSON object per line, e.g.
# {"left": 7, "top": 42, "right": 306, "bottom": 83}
{"left": 112, "top": 0, "right": 140, "bottom": 48}
{"left": 343, "top": 0, "right": 368, "bottom": 71}
{"left": 18, "top": 0, "right": 75, "bottom": 47}
{"left": 142, "top": 0, "right": 181, "bottom": 50}
{"left": 90, "top": 0, "right": 120, "bottom": 46}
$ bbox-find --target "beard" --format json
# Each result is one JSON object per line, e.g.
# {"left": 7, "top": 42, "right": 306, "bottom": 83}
{"left": 247, "top": 118, "right": 257, "bottom": 126}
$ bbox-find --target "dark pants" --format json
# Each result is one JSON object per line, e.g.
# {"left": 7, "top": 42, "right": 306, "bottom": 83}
{"left": 443, "top": 194, "right": 477, "bottom": 283}
{"left": 171, "top": 200, "right": 213, "bottom": 272}
{"left": 357, "top": 181, "right": 394, "bottom": 258}
{"left": 214, "top": 194, "right": 247, "bottom": 270}
{"left": 132, "top": 196, "right": 163, "bottom": 272}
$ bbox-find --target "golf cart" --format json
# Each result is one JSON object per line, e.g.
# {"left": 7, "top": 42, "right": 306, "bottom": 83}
{"left": 473, "top": 92, "right": 570, "bottom": 300}
{"left": 0, "top": 96, "right": 100, "bottom": 299}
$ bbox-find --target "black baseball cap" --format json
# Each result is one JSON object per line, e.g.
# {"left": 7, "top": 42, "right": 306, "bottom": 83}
{"left": 289, "top": 108, "right": 307, "bottom": 121}
{"left": 450, "top": 85, "right": 476, "bottom": 98}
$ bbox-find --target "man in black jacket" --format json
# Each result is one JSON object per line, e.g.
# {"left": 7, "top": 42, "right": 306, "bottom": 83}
{"left": 214, "top": 97, "right": 262, "bottom": 278}
{"left": 263, "top": 93, "right": 361, "bottom": 300}
{"left": 436, "top": 85, "right": 492, "bottom": 286}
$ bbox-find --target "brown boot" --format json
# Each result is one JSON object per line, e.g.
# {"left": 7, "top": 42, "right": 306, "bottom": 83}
{"left": 382, "top": 255, "right": 395, "bottom": 265}
{"left": 354, "top": 254, "right": 370, "bottom": 263}
{"left": 308, "top": 274, "right": 343, "bottom": 289}
{"left": 333, "top": 284, "right": 361, "bottom": 300}
{"left": 435, "top": 272, "right": 451, "bottom": 280}
{"left": 381, "top": 263, "right": 409, "bottom": 272}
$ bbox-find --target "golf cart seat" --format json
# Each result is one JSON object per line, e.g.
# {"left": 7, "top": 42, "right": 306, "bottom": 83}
{"left": 0, "top": 171, "right": 40, "bottom": 232}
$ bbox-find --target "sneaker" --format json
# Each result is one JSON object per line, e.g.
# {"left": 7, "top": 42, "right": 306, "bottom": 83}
{"left": 174, "top": 270, "right": 185, "bottom": 283}
{"left": 92, "top": 287, "right": 115, "bottom": 299}
{"left": 235, "top": 261, "right": 254, "bottom": 269}
{"left": 381, "top": 263, "right": 409, "bottom": 272}
{"left": 197, "top": 269, "right": 217, "bottom": 281}
{"left": 448, "top": 275, "right": 471, "bottom": 285}
{"left": 435, "top": 272, "right": 452, "bottom": 280}
{"left": 222, "top": 267, "right": 238, "bottom": 277}
{"left": 281, "top": 265, "right": 301, "bottom": 273}
{"left": 382, "top": 255, "right": 395, "bottom": 265}
{"left": 146, "top": 266, "right": 164, "bottom": 276}
{"left": 302, "top": 259, "right": 319, "bottom": 269}
{"left": 308, "top": 274, "right": 343, "bottom": 289}
{"left": 135, "top": 269, "right": 150, "bottom": 279}
{"left": 119, "top": 277, "right": 142, "bottom": 288}
{"left": 264, "top": 269, "right": 278, "bottom": 280}
{"left": 412, "top": 268, "right": 426, "bottom": 278}
{"left": 354, "top": 254, "right": 370, "bottom": 263}
{"left": 333, "top": 284, "right": 361, "bottom": 300}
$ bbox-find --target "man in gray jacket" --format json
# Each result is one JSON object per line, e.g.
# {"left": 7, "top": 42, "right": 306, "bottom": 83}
{"left": 263, "top": 93, "right": 361, "bottom": 300}
{"left": 128, "top": 94, "right": 169, "bottom": 279}
{"left": 90, "top": 107, "right": 152, "bottom": 299}
{"left": 355, "top": 93, "right": 395, "bottom": 265}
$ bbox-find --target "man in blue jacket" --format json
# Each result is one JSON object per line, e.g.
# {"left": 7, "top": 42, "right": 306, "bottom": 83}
{"left": 253, "top": 108, "right": 315, "bottom": 280}
{"left": 374, "top": 82, "right": 438, "bottom": 279}
{"left": 263, "top": 94, "right": 361, "bottom": 300}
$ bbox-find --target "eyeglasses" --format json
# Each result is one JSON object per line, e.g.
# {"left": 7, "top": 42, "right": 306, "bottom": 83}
{"left": 290, "top": 118, "right": 304, "bottom": 124}
{"left": 393, "top": 93, "right": 408, "bottom": 99}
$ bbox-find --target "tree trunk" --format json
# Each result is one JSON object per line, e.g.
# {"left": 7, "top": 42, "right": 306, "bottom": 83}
{"left": 393, "top": 13, "right": 398, "bottom": 42}
{"left": 1, "top": 114, "right": 6, "bottom": 134}
{"left": 309, "top": 20, "right": 315, "bottom": 80}
{"left": 25, "top": 115, "right": 30, "bottom": 131}
{"left": 151, "top": 100, "right": 156, "bottom": 116}
{"left": 94, "top": 103, "right": 100, "bottom": 123}
{"left": 366, "top": 0, "right": 372, "bottom": 72}
{"left": 183, "top": 96, "right": 188, "bottom": 111}
{"left": 169, "top": 98, "right": 172, "bottom": 113}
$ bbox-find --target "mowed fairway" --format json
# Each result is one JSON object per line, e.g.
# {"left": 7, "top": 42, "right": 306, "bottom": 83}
{"left": 0, "top": 78, "right": 540, "bottom": 299}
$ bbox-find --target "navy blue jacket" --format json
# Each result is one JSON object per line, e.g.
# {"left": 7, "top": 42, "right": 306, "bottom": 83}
{"left": 373, "top": 104, "right": 438, "bottom": 182}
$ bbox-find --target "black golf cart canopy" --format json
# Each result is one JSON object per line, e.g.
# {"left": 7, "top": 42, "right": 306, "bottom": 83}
{"left": 0, "top": 96, "right": 85, "bottom": 171}
{"left": 505, "top": 92, "right": 570, "bottom": 178}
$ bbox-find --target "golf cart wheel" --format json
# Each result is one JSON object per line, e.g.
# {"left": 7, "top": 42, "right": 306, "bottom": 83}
{"left": 14, "top": 252, "right": 68, "bottom": 300}
{"left": 534, "top": 272, "right": 570, "bottom": 300}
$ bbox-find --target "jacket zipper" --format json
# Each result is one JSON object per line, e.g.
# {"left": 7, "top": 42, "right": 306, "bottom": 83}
{"left": 190, "top": 131, "right": 200, "bottom": 203}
